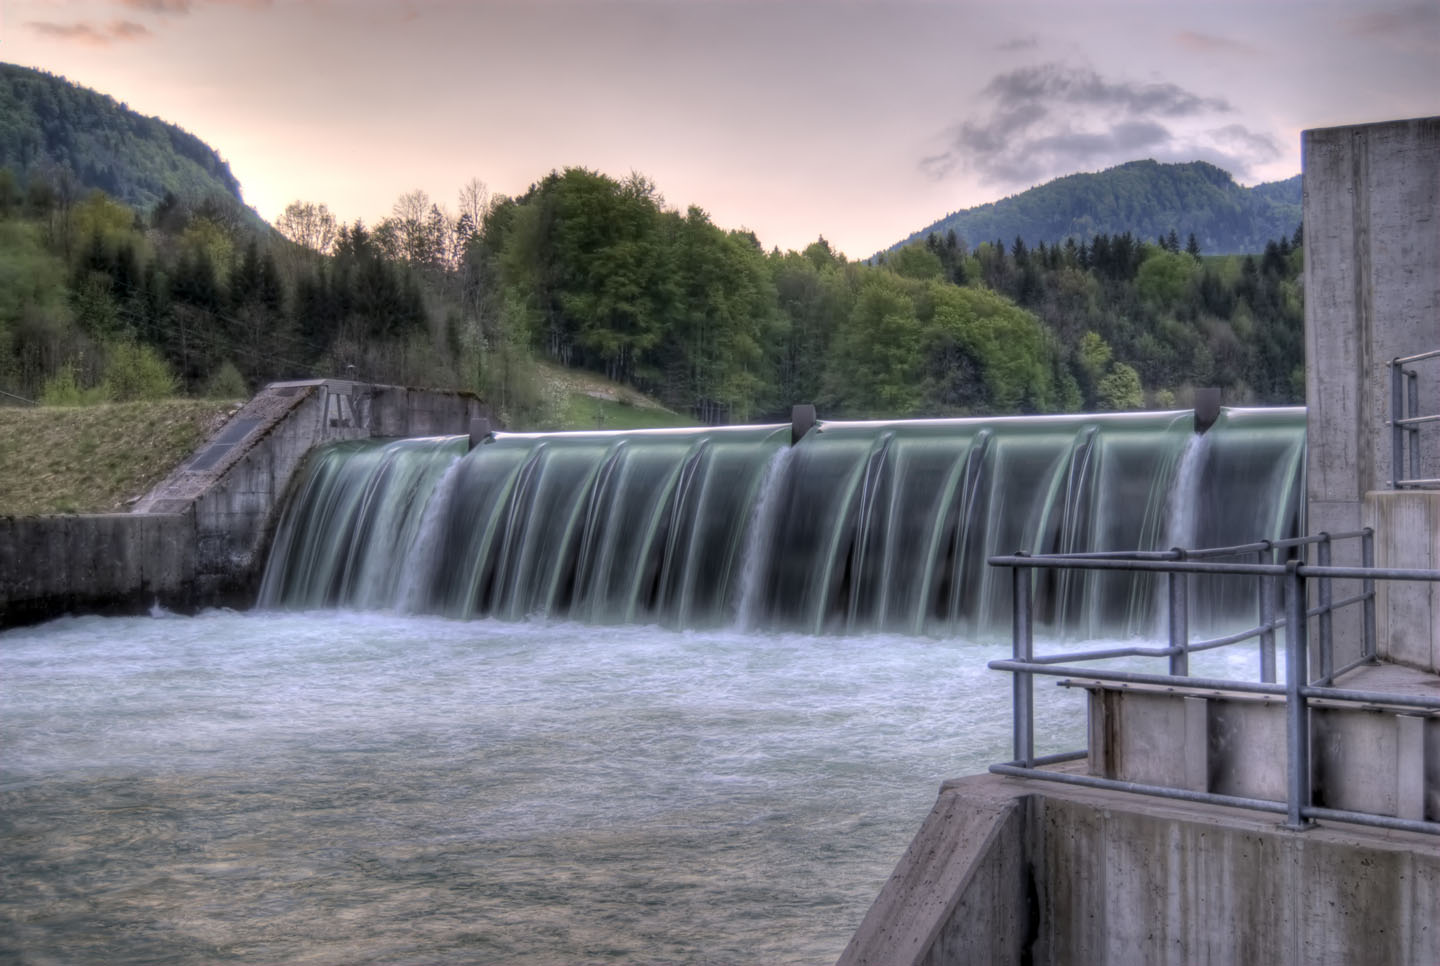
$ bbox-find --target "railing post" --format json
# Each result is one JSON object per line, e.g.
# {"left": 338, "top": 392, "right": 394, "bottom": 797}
{"left": 1317, "top": 533, "right": 1333, "bottom": 682}
{"left": 1362, "top": 528, "right": 1377, "bottom": 662}
{"left": 1407, "top": 369, "right": 1420, "bottom": 480}
{"left": 1391, "top": 358, "right": 1405, "bottom": 488}
{"left": 1168, "top": 548, "right": 1189, "bottom": 676}
{"left": 1258, "top": 544, "right": 1277, "bottom": 683}
{"left": 1285, "top": 560, "right": 1312, "bottom": 829}
{"left": 1012, "top": 556, "right": 1034, "bottom": 767}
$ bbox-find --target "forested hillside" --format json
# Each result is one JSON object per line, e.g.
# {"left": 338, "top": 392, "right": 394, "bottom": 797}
{"left": 0, "top": 63, "right": 244, "bottom": 213}
{"left": 0, "top": 159, "right": 1304, "bottom": 428}
{"left": 891, "top": 160, "right": 1301, "bottom": 256}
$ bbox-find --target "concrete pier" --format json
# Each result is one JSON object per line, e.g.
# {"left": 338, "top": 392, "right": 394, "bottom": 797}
{"left": 839, "top": 774, "right": 1439, "bottom": 966}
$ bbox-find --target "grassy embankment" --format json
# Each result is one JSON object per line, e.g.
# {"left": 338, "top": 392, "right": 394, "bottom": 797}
{"left": 0, "top": 370, "right": 696, "bottom": 515}
{"left": 0, "top": 399, "right": 241, "bottom": 515}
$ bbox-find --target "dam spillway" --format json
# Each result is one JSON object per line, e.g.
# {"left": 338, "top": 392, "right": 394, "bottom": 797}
{"left": 259, "top": 407, "right": 1306, "bottom": 637}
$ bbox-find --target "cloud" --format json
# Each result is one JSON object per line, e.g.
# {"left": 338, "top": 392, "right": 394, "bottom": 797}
{"left": 922, "top": 63, "right": 1277, "bottom": 186}
{"left": 25, "top": 20, "right": 153, "bottom": 45}
{"left": 996, "top": 35, "right": 1038, "bottom": 53}
{"left": 117, "top": 0, "right": 195, "bottom": 13}
{"left": 1345, "top": 3, "right": 1440, "bottom": 53}
{"left": 1175, "top": 30, "right": 1257, "bottom": 55}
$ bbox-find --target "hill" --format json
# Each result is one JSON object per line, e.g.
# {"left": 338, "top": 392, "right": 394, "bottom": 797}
{"left": 891, "top": 160, "right": 1301, "bottom": 256}
{"left": 0, "top": 62, "right": 244, "bottom": 212}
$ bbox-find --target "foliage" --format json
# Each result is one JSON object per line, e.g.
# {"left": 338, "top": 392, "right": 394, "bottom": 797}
{"left": 0, "top": 63, "right": 245, "bottom": 215}
{"left": 889, "top": 160, "right": 1300, "bottom": 257}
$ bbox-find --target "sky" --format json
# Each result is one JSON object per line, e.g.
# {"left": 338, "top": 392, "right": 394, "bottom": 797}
{"left": 1, "top": 0, "right": 1437, "bottom": 257}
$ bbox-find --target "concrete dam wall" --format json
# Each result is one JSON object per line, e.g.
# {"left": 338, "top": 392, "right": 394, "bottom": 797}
{"left": 0, "top": 380, "right": 486, "bottom": 629}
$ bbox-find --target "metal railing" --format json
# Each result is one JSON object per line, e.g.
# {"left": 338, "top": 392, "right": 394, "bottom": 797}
{"left": 1391, "top": 349, "right": 1440, "bottom": 488}
{"left": 987, "top": 530, "right": 1440, "bottom": 836}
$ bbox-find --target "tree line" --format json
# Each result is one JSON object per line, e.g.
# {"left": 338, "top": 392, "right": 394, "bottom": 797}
{"left": 0, "top": 162, "right": 1304, "bottom": 425}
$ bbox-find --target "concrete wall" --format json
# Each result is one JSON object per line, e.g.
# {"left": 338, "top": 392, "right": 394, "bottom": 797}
{"left": 1, "top": 380, "right": 487, "bottom": 628}
{"left": 0, "top": 513, "right": 193, "bottom": 624}
{"left": 840, "top": 774, "right": 1440, "bottom": 966}
{"left": 1303, "top": 116, "right": 1440, "bottom": 666}
{"left": 1367, "top": 489, "right": 1440, "bottom": 671}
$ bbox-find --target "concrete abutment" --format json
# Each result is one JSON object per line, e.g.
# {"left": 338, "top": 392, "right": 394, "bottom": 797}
{"left": 0, "top": 379, "right": 487, "bottom": 629}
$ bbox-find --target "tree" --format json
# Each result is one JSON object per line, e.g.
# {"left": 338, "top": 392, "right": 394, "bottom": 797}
{"left": 276, "top": 201, "right": 337, "bottom": 254}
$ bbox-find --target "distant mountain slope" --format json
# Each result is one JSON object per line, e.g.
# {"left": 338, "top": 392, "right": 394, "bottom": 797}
{"left": 0, "top": 62, "right": 243, "bottom": 211}
{"left": 892, "top": 160, "right": 1301, "bottom": 256}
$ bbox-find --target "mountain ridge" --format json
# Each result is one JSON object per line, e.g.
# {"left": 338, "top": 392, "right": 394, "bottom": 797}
{"left": 0, "top": 62, "right": 245, "bottom": 212}
{"left": 890, "top": 160, "right": 1301, "bottom": 257}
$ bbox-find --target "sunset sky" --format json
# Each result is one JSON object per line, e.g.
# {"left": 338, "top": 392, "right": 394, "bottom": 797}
{"left": 2, "top": 0, "right": 1436, "bottom": 257}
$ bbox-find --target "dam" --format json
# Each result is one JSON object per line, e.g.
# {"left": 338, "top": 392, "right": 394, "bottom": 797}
{"left": 2, "top": 116, "right": 1438, "bottom": 963}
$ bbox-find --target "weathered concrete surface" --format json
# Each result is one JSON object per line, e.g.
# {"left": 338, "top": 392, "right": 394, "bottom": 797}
{"left": 1075, "top": 664, "right": 1440, "bottom": 823}
{"left": 0, "top": 513, "right": 193, "bottom": 624}
{"left": 1367, "top": 489, "right": 1440, "bottom": 673}
{"left": 837, "top": 780, "right": 1030, "bottom": 966}
{"left": 841, "top": 773, "right": 1440, "bottom": 966}
{"left": 1, "top": 380, "right": 487, "bottom": 628}
{"left": 1304, "top": 116, "right": 1440, "bottom": 668}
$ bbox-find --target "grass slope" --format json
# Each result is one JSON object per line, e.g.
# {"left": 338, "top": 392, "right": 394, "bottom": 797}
{"left": 535, "top": 362, "right": 698, "bottom": 431}
{"left": 0, "top": 399, "right": 239, "bottom": 515}
{"left": 0, "top": 368, "right": 694, "bottom": 516}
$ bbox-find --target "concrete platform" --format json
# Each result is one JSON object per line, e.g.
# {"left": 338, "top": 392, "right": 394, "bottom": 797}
{"left": 838, "top": 771, "right": 1440, "bottom": 966}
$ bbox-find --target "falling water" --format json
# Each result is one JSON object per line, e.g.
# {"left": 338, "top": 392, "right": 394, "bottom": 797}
{"left": 734, "top": 444, "right": 796, "bottom": 630}
{"left": 260, "top": 408, "right": 1307, "bottom": 638}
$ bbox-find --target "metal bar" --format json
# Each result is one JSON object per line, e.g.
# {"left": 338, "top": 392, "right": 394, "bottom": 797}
{"left": 1300, "top": 685, "right": 1440, "bottom": 711}
{"left": 1392, "top": 413, "right": 1440, "bottom": 427}
{"left": 1189, "top": 623, "right": 1276, "bottom": 652}
{"left": 1312, "top": 591, "right": 1371, "bottom": 613}
{"left": 1393, "top": 478, "right": 1440, "bottom": 488}
{"left": 1270, "top": 530, "right": 1371, "bottom": 547}
{"left": 1168, "top": 568, "right": 1189, "bottom": 675}
{"left": 1393, "top": 347, "right": 1440, "bottom": 365}
{"left": 1285, "top": 563, "right": 1312, "bottom": 829}
{"left": 1317, "top": 535, "right": 1333, "bottom": 681}
{"left": 1392, "top": 359, "right": 1406, "bottom": 488}
{"left": 1013, "top": 560, "right": 1034, "bottom": 767}
{"left": 1408, "top": 370, "right": 1422, "bottom": 489}
{"left": 1301, "top": 805, "right": 1440, "bottom": 837}
{"left": 1259, "top": 567, "right": 1277, "bottom": 683}
{"left": 988, "top": 660, "right": 1288, "bottom": 696}
{"left": 1027, "top": 645, "right": 1180, "bottom": 664}
{"left": 1030, "top": 749, "right": 1088, "bottom": 767}
{"left": 1302, "top": 565, "right": 1440, "bottom": 580}
{"left": 1318, "top": 653, "right": 1379, "bottom": 686}
{"left": 1362, "top": 530, "right": 1377, "bottom": 661}
{"left": 990, "top": 555, "right": 1440, "bottom": 581}
{"left": 989, "top": 763, "right": 1288, "bottom": 814}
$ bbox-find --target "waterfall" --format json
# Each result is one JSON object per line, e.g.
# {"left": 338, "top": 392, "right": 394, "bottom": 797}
{"left": 259, "top": 409, "right": 1307, "bottom": 637}
{"left": 734, "top": 443, "right": 796, "bottom": 630}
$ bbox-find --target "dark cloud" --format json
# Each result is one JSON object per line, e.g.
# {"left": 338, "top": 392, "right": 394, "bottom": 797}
{"left": 1175, "top": 30, "right": 1257, "bottom": 55}
{"left": 981, "top": 65, "right": 1231, "bottom": 118}
{"left": 25, "top": 20, "right": 153, "bottom": 44}
{"left": 117, "top": 0, "right": 195, "bottom": 14}
{"left": 923, "top": 63, "right": 1273, "bottom": 187}
{"left": 996, "top": 35, "right": 1038, "bottom": 53}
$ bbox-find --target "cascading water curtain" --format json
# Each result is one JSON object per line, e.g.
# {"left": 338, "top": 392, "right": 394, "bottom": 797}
{"left": 260, "top": 409, "right": 1306, "bottom": 638}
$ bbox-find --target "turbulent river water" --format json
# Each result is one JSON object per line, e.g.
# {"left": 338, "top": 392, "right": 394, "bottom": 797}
{"left": 0, "top": 609, "right": 1108, "bottom": 964}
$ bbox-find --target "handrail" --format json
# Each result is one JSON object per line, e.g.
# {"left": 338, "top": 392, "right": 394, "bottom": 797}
{"left": 1390, "top": 351, "right": 1440, "bottom": 488}
{"left": 987, "top": 528, "right": 1440, "bottom": 836}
